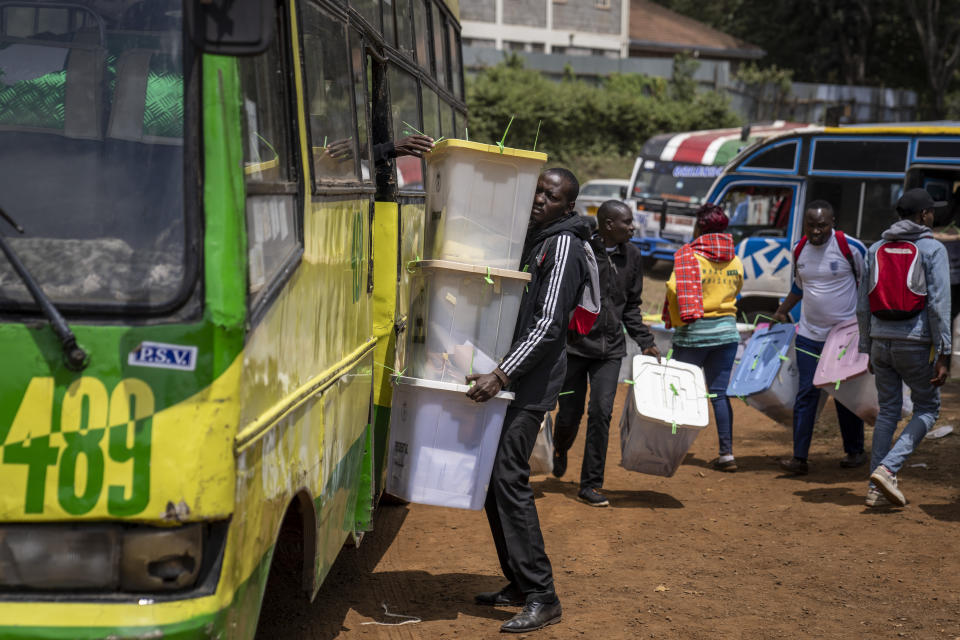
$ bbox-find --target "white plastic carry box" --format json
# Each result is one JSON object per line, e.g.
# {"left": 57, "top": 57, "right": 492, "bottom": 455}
{"left": 620, "top": 355, "right": 709, "bottom": 477}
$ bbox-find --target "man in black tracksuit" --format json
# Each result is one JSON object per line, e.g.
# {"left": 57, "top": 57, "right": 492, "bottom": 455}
{"left": 466, "top": 168, "right": 591, "bottom": 634}
{"left": 552, "top": 200, "right": 659, "bottom": 507}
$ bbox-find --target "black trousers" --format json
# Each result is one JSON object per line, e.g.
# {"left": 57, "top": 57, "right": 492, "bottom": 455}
{"left": 553, "top": 354, "right": 622, "bottom": 489}
{"left": 484, "top": 405, "right": 556, "bottom": 603}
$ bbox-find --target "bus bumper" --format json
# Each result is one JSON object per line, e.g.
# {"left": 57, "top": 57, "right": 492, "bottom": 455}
{"left": 631, "top": 237, "right": 683, "bottom": 262}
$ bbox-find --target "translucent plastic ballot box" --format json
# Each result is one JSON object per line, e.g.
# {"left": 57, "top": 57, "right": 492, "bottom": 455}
{"left": 386, "top": 376, "right": 514, "bottom": 510}
{"left": 424, "top": 139, "right": 547, "bottom": 269}
{"left": 404, "top": 260, "right": 530, "bottom": 384}
{"left": 620, "top": 355, "right": 709, "bottom": 477}
{"left": 813, "top": 318, "right": 912, "bottom": 425}
{"left": 726, "top": 324, "right": 799, "bottom": 427}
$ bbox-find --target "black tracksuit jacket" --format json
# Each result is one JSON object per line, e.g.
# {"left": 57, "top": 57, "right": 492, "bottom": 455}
{"left": 567, "top": 235, "right": 654, "bottom": 360}
{"left": 498, "top": 214, "right": 593, "bottom": 411}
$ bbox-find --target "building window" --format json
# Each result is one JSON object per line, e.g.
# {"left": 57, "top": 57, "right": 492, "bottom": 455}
{"left": 463, "top": 37, "right": 495, "bottom": 48}
{"left": 595, "top": 0, "right": 610, "bottom": 8}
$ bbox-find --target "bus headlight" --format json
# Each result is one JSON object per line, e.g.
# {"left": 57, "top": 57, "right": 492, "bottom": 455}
{"left": 0, "top": 524, "right": 203, "bottom": 593}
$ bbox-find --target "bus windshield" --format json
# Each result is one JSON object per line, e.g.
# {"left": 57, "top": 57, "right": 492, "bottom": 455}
{"left": 631, "top": 161, "right": 722, "bottom": 204}
{"left": 0, "top": 0, "right": 186, "bottom": 311}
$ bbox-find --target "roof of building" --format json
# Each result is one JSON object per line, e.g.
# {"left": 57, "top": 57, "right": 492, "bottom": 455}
{"left": 629, "top": 0, "right": 764, "bottom": 60}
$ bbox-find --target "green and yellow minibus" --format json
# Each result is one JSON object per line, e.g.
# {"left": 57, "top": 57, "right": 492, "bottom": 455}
{"left": 0, "top": 0, "right": 465, "bottom": 636}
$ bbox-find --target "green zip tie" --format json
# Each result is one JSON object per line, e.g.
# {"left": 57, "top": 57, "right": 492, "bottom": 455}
{"left": 779, "top": 354, "right": 789, "bottom": 361}
{"left": 433, "top": 136, "right": 446, "bottom": 144}
{"left": 669, "top": 383, "right": 678, "bottom": 396}
{"left": 835, "top": 380, "right": 842, "bottom": 390}
{"left": 754, "top": 312, "right": 780, "bottom": 324}
{"left": 374, "top": 362, "right": 406, "bottom": 376}
{"left": 623, "top": 379, "right": 635, "bottom": 385}
{"left": 738, "top": 395, "right": 748, "bottom": 405}
{"left": 522, "top": 264, "right": 529, "bottom": 272}
{"left": 558, "top": 390, "right": 574, "bottom": 396}
{"left": 795, "top": 347, "right": 821, "bottom": 359}
{"left": 255, "top": 132, "right": 280, "bottom": 160}
{"left": 751, "top": 354, "right": 760, "bottom": 370}
{"left": 666, "top": 348, "right": 673, "bottom": 360}
{"left": 465, "top": 126, "right": 469, "bottom": 141}
{"left": 323, "top": 135, "right": 327, "bottom": 149}
{"left": 705, "top": 393, "right": 718, "bottom": 398}
{"left": 533, "top": 119, "right": 542, "bottom": 152}
{"left": 401, "top": 120, "right": 427, "bottom": 137}
{"left": 838, "top": 347, "right": 847, "bottom": 360}
{"left": 496, "top": 114, "right": 515, "bottom": 154}
{"left": 484, "top": 266, "right": 494, "bottom": 285}
{"left": 405, "top": 254, "right": 420, "bottom": 274}
{"left": 671, "top": 421, "right": 678, "bottom": 434}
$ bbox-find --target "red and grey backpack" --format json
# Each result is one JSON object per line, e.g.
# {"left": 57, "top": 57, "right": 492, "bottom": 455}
{"left": 793, "top": 230, "right": 859, "bottom": 286}
{"left": 867, "top": 240, "right": 927, "bottom": 320}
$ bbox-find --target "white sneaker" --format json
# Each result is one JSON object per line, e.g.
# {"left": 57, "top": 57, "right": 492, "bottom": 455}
{"left": 869, "top": 465, "right": 907, "bottom": 506}
{"left": 865, "top": 487, "right": 889, "bottom": 507}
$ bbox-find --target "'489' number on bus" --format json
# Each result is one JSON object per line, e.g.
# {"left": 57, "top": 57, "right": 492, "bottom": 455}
{"left": 1, "top": 377, "right": 152, "bottom": 516}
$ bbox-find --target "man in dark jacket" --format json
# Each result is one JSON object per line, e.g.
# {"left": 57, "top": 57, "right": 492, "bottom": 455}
{"left": 553, "top": 200, "right": 659, "bottom": 506}
{"left": 466, "top": 167, "right": 592, "bottom": 633}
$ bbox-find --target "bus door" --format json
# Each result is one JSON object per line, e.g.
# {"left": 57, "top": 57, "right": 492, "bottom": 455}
{"left": 906, "top": 146, "right": 960, "bottom": 373}
{"left": 709, "top": 176, "right": 805, "bottom": 315}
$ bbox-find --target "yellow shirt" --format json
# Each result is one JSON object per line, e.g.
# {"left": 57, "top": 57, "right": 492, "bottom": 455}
{"left": 665, "top": 254, "right": 744, "bottom": 327}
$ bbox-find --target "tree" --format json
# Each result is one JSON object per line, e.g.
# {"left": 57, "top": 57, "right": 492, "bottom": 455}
{"left": 905, "top": 0, "right": 960, "bottom": 118}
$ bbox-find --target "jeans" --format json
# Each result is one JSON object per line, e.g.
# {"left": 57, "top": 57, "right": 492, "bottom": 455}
{"left": 672, "top": 342, "right": 738, "bottom": 456}
{"left": 870, "top": 339, "right": 940, "bottom": 475}
{"left": 793, "top": 334, "right": 864, "bottom": 460}
{"left": 553, "top": 354, "right": 622, "bottom": 489}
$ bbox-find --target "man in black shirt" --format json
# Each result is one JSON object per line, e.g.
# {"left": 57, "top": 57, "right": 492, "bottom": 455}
{"left": 466, "top": 168, "right": 592, "bottom": 633}
{"left": 553, "top": 200, "right": 659, "bottom": 507}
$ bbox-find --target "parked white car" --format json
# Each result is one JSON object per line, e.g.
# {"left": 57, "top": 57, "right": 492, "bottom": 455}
{"left": 574, "top": 179, "right": 630, "bottom": 217}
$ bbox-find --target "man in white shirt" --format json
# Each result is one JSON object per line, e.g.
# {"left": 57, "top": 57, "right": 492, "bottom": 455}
{"left": 772, "top": 201, "right": 867, "bottom": 475}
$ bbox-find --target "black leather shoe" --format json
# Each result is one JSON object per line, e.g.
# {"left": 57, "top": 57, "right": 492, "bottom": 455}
{"left": 475, "top": 584, "right": 525, "bottom": 607}
{"left": 552, "top": 448, "right": 567, "bottom": 478}
{"left": 500, "top": 599, "right": 562, "bottom": 633}
{"left": 840, "top": 451, "right": 867, "bottom": 468}
{"left": 779, "top": 457, "right": 809, "bottom": 475}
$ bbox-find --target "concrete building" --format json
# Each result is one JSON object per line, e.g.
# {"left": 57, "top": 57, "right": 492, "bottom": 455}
{"left": 460, "top": 0, "right": 630, "bottom": 59}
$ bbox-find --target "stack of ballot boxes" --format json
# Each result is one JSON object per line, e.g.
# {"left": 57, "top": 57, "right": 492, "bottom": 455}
{"left": 386, "top": 140, "right": 547, "bottom": 509}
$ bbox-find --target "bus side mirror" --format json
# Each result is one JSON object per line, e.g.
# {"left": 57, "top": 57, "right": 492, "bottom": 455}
{"left": 186, "top": 0, "right": 275, "bottom": 55}
{"left": 619, "top": 186, "right": 628, "bottom": 199}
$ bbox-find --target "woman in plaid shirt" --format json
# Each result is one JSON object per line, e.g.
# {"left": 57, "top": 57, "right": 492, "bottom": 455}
{"left": 663, "top": 205, "right": 744, "bottom": 471}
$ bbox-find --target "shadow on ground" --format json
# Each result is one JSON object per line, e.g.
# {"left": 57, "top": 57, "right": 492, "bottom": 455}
{"left": 532, "top": 476, "right": 684, "bottom": 509}
{"left": 255, "top": 503, "right": 508, "bottom": 639}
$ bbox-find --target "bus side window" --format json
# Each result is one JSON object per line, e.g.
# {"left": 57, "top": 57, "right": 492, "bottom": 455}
{"left": 238, "top": 3, "right": 302, "bottom": 313}
{"left": 350, "top": 29, "right": 372, "bottom": 183}
{"left": 302, "top": 4, "right": 360, "bottom": 184}
{"left": 389, "top": 66, "right": 423, "bottom": 191}
{"left": 719, "top": 185, "right": 793, "bottom": 243}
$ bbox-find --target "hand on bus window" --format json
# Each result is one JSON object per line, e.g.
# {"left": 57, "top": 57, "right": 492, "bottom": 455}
{"left": 394, "top": 134, "right": 434, "bottom": 158}
{"left": 325, "top": 137, "right": 354, "bottom": 160}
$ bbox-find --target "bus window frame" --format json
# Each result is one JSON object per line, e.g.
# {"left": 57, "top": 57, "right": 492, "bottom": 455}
{"left": 0, "top": 11, "right": 203, "bottom": 321}
{"left": 240, "top": 0, "right": 306, "bottom": 326}
{"left": 711, "top": 177, "right": 804, "bottom": 244}
{"left": 911, "top": 138, "right": 960, "bottom": 165}
{"left": 736, "top": 138, "right": 801, "bottom": 175}
{"left": 808, "top": 136, "right": 911, "bottom": 178}
{"left": 298, "top": 0, "right": 375, "bottom": 195}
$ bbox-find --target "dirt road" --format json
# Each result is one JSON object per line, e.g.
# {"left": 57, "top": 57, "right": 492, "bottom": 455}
{"left": 260, "top": 373, "right": 960, "bottom": 640}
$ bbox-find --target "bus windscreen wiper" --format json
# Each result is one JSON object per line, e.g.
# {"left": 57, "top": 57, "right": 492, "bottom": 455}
{"left": 0, "top": 206, "right": 89, "bottom": 371}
